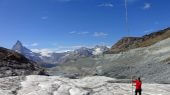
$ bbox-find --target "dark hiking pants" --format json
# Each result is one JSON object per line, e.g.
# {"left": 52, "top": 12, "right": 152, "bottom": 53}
{"left": 135, "top": 89, "right": 142, "bottom": 95}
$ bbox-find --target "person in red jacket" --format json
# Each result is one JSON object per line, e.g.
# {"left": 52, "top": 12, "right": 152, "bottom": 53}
{"left": 132, "top": 77, "right": 142, "bottom": 95}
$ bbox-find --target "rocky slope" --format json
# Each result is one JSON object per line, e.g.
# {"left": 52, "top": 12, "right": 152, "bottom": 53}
{"left": 49, "top": 37, "right": 170, "bottom": 83}
{"left": 108, "top": 27, "right": 170, "bottom": 53}
{"left": 0, "top": 47, "right": 45, "bottom": 77}
{"left": 0, "top": 75, "right": 170, "bottom": 95}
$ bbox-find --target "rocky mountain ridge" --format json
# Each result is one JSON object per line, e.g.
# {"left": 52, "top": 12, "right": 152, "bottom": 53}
{"left": 108, "top": 27, "right": 170, "bottom": 53}
{"left": 0, "top": 47, "right": 45, "bottom": 78}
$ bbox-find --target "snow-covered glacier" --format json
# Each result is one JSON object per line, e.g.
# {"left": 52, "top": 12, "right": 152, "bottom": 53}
{"left": 0, "top": 75, "right": 170, "bottom": 95}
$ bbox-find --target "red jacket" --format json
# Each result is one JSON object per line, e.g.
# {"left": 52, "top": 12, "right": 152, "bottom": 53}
{"left": 133, "top": 80, "right": 142, "bottom": 90}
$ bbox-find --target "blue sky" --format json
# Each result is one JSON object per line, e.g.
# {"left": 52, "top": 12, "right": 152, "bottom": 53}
{"left": 0, "top": 0, "right": 170, "bottom": 52}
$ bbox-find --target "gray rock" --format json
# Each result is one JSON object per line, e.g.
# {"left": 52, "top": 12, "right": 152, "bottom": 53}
{"left": 0, "top": 47, "right": 46, "bottom": 78}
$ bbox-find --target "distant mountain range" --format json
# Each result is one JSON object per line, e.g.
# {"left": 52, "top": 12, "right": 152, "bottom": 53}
{"left": 12, "top": 41, "right": 109, "bottom": 66}
{"left": 11, "top": 27, "right": 170, "bottom": 67}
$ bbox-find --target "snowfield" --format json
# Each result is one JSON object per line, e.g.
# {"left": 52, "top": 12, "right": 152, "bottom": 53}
{"left": 0, "top": 75, "right": 170, "bottom": 95}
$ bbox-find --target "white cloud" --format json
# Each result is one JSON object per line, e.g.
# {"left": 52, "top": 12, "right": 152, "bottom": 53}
{"left": 69, "top": 31, "right": 89, "bottom": 35}
{"left": 78, "top": 31, "right": 89, "bottom": 35}
{"left": 31, "top": 46, "right": 80, "bottom": 56}
{"left": 31, "top": 48, "right": 53, "bottom": 57}
{"left": 41, "top": 16, "right": 48, "bottom": 20}
{"left": 31, "top": 45, "right": 95, "bottom": 56}
{"left": 98, "top": 3, "right": 114, "bottom": 7}
{"left": 143, "top": 3, "right": 151, "bottom": 10}
{"left": 94, "top": 32, "right": 108, "bottom": 37}
{"left": 31, "top": 43, "right": 39, "bottom": 47}
{"left": 56, "top": 45, "right": 88, "bottom": 51}
{"left": 24, "top": 43, "right": 39, "bottom": 47}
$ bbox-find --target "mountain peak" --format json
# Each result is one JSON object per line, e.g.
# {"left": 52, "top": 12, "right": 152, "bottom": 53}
{"left": 12, "top": 40, "right": 43, "bottom": 63}
{"left": 12, "top": 40, "right": 24, "bottom": 52}
{"left": 15, "top": 40, "right": 23, "bottom": 47}
{"left": 12, "top": 40, "right": 31, "bottom": 54}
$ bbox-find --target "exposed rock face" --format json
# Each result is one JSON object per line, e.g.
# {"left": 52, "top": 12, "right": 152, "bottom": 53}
{"left": 109, "top": 37, "right": 141, "bottom": 53}
{"left": 12, "top": 40, "right": 43, "bottom": 63}
{"left": 74, "top": 47, "right": 94, "bottom": 57}
{"left": 109, "top": 27, "right": 170, "bottom": 53}
{"left": 0, "top": 47, "right": 45, "bottom": 77}
{"left": 1, "top": 75, "right": 170, "bottom": 95}
{"left": 57, "top": 46, "right": 109, "bottom": 64}
{"left": 12, "top": 41, "right": 30, "bottom": 54}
